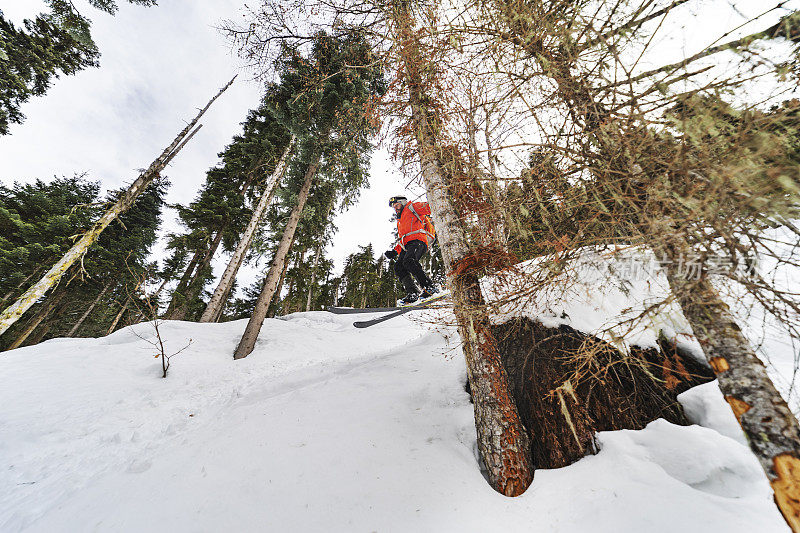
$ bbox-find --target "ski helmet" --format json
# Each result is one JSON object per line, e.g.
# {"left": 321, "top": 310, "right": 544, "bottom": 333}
{"left": 389, "top": 195, "right": 407, "bottom": 207}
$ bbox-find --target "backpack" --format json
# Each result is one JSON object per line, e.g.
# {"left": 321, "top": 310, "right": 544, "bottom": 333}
{"left": 408, "top": 203, "right": 436, "bottom": 243}
{"left": 423, "top": 214, "right": 436, "bottom": 241}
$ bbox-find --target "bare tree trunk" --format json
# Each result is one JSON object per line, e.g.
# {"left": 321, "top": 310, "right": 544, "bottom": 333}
{"left": 267, "top": 252, "right": 293, "bottom": 319}
{"left": 390, "top": 0, "right": 533, "bottom": 496}
{"left": 201, "top": 138, "right": 296, "bottom": 323}
{"left": 67, "top": 281, "right": 112, "bottom": 337}
{"left": 106, "top": 299, "right": 130, "bottom": 335}
{"left": 166, "top": 229, "right": 225, "bottom": 321}
{"left": 152, "top": 276, "right": 171, "bottom": 302}
{"left": 665, "top": 247, "right": 800, "bottom": 529}
{"left": 107, "top": 278, "right": 144, "bottom": 335}
{"left": 306, "top": 243, "right": 322, "bottom": 312}
{"left": 25, "top": 322, "right": 52, "bottom": 347}
{"left": 164, "top": 247, "right": 204, "bottom": 317}
{"left": 234, "top": 155, "right": 321, "bottom": 359}
{"left": 0, "top": 77, "right": 235, "bottom": 338}
{"left": 6, "top": 290, "right": 66, "bottom": 351}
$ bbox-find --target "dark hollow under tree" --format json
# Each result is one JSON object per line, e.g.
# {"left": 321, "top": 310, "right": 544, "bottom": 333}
{"left": 490, "top": 318, "right": 715, "bottom": 469}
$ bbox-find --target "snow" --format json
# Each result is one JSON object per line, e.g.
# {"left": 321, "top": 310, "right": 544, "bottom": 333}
{"left": 483, "top": 248, "right": 707, "bottom": 360}
{"left": 0, "top": 306, "right": 790, "bottom": 532}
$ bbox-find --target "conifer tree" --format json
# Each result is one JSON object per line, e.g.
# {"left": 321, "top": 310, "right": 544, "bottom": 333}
{"left": 233, "top": 30, "right": 385, "bottom": 359}
{"left": 0, "top": 1, "right": 156, "bottom": 134}
{"left": 481, "top": 0, "right": 800, "bottom": 520}
{"left": 225, "top": 0, "right": 534, "bottom": 494}
{"left": 198, "top": 107, "right": 295, "bottom": 323}
{"left": 0, "top": 176, "right": 99, "bottom": 305}
{"left": 0, "top": 78, "right": 232, "bottom": 338}
{"left": 0, "top": 173, "right": 166, "bottom": 348}
{"left": 165, "top": 104, "right": 291, "bottom": 321}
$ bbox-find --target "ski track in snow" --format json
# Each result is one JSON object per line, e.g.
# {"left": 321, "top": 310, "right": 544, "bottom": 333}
{"left": 0, "top": 305, "right": 790, "bottom": 532}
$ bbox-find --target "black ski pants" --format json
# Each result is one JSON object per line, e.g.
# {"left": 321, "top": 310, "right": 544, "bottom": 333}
{"left": 394, "top": 240, "right": 433, "bottom": 291}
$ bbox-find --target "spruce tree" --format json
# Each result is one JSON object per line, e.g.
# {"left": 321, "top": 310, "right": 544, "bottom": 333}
{"left": 0, "top": 176, "right": 100, "bottom": 305}
{"left": 0, "top": 1, "right": 156, "bottom": 134}
{"left": 0, "top": 174, "right": 166, "bottom": 348}
{"left": 165, "top": 105, "right": 291, "bottom": 321}
{"left": 233, "top": 30, "right": 386, "bottom": 358}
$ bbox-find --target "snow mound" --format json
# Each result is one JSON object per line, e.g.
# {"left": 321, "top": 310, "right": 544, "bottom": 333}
{"left": 678, "top": 381, "right": 749, "bottom": 445}
{"left": 484, "top": 247, "right": 705, "bottom": 360}
{"left": 0, "top": 309, "right": 788, "bottom": 532}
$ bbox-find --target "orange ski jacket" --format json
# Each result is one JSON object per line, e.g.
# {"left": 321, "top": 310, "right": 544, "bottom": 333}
{"left": 393, "top": 201, "right": 433, "bottom": 253}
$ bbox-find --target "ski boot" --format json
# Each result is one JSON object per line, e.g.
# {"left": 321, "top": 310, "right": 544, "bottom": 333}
{"left": 398, "top": 275, "right": 420, "bottom": 305}
{"left": 399, "top": 292, "right": 420, "bottom": 305}
{"left": 420, "top": 283, "right": 439, "bottom": 300}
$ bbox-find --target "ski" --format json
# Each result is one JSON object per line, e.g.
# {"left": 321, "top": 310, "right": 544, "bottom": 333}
{"left": 352, "top": 293, "right": 448, "bottom": 328}
{"left": 326, "top": 306, "right": 404, "bottom": 315}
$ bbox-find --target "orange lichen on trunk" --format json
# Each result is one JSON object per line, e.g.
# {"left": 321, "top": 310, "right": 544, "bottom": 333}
{"left": 709, "top": 356, "right": 730, "bottom": 373}
{"left": 771, "top": 454, "right": 800, "bottom": 532}
{"left": 724, "top": 396, "right": 752, "bottom": 423}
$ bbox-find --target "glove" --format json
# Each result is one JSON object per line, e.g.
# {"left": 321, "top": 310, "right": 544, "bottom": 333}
{"left": 384, "top": 249, "right": 398, "bottom": 260}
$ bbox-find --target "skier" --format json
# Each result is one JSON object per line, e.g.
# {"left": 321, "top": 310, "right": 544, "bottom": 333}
{"left": 384, "top": 195, "right": 439, "bottom": 304}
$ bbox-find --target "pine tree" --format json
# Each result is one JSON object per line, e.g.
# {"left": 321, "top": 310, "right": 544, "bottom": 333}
{"left": 233, "top": 30, "right": 385, "bottom": 358}
{"left": 0, "top": 1, "right": 156, "bottom": 134}
{"left": 0, "top": 78, "right": 231, "bottom": 338}
{"left": 165, "top": 105, "right": 291, "bottom": 321}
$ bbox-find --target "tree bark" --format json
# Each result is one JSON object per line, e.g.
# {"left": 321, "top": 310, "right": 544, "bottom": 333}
{"left": 233, "top": 154, "right": 321, "bottom": 359}
{"left": 1, "top": 265, "right": 44, "bottom": 306}
{"left": 306, "top": 243, "right": 323, "bottom": 312}
{"left": 67, "top": 281, "right": 112, "bottom": 337}
{"left": 492, "top": 4, "right": 800, "bottom": 522}
{"left": 106, "top": 278, "right": 144, "bottom": 335}
{"left": 267, "top": 245, "right": 295, "bottom": 319}
{"left": 201, "top": 138, "right": 296, "bottom": 323}
{"left": 0, "top": 77, "right": 235, "bottom": 338}
{"left": 6, "top": 290, "right": 66, "bottom": 351}
{"left": 106, "top": 299, "right": 129, "bottom": 335}
{"left": 390, "top": 0, "right": 533, "bottom": 496}
{"left": 25, "top": 322, "right": 52, "bottom": 347}
{"left": 166, "top": 229, "right": 224, "bottom": 321}
{"left": 665, "top": 246, "right": 800, "bottom": 530}
{"left": 163, "top": 247, "right": 204, "bottom": 317}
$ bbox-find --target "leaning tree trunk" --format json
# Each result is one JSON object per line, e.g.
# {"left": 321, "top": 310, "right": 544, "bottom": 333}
{"left": 0, "top": 77, "right": 235, "bottom": 338}
{"left": 6, "top": 290, "right": 66, "bottom": 351}
{"left": 233, "top": 154, "right": 321, "bottom": 359}
{"left": 267, "top": 246, "right": 295, "bottom": 319}
{"left": 106, "top": 300, "right": 129, "bottom": 335}
{"left": 390, "top": 0, "right": 533, "bottom": 496}
{"left": 306, "top": 243, "right": 323, "bottom": 312}
{"left": 1, "top": 265, "right": 44, "bottom": 307}
{"left": 67, "top": 281, "right": 112, "bottom": 337}
{"left": 163, "top": 247, "right": 204, "bottom": 318}
{"left": 200, "top": 137, "right": 296, "bottom": 323}
{"left": 664, "top": 245, "right": 800, "bottom": 529}
{"left": 106, "top": 278, "right": 145, "bottom": 335}
{"left": 25, "top": 321, "right": 53, "bottom": 348}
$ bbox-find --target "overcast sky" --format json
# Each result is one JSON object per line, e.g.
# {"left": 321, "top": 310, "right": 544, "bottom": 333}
{"left": 0, "top": 0, "right": 415, "bottom": 294}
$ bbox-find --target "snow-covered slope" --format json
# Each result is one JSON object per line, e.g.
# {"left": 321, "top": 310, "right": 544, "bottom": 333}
{"left": 0, "top": 308, "right": 788, "bottom": 532}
